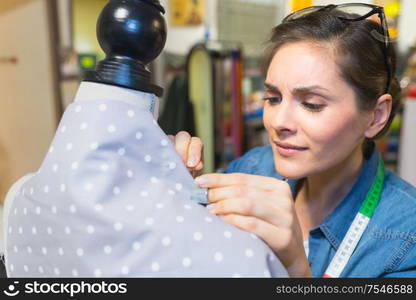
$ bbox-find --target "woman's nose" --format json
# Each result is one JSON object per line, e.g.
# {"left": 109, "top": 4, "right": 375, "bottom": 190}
{"left": 269, "top": 99, "right": 297, "bottom": 135}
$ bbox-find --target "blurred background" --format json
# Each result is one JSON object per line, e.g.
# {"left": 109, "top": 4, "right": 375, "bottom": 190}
{"left": 1, "top": 0, "right": 416, "bottom": 212}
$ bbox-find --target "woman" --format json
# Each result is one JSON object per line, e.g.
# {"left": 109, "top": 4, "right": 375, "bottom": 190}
{"left": 171, "top": 4, "right": 416, "bottom": 277}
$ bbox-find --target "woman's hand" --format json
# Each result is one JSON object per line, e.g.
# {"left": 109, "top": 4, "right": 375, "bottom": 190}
{"left": 195, "top": 172, "right": 311, "bottom": 278}
{"left": 168, "top": 131, "right": 204, "bottom": 177}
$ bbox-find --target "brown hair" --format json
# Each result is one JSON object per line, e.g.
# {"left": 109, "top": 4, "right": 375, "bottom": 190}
{"left": 263, "top": 10, "right": 402, "bottom": 157}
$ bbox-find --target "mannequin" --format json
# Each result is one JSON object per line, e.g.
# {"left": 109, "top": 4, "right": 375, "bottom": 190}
{"left": 3, "top": 0, "right": 287, "bottom": 277}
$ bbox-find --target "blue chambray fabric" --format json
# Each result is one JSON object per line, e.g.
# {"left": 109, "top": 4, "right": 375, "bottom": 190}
{"left": 224, "top": 146, "right": 416, "bottom": 278}
{"left": 5, "top": 99, "right": 287, "bottom": 278}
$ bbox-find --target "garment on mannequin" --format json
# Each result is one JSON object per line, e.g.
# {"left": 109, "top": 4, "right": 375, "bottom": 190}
{"left": 4, "top": 82, "right": 287, "bottom": 277}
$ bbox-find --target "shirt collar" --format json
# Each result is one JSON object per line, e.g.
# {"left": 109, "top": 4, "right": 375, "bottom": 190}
{"left": 288, "top": 149, "right": 381, "bottom": 249}
{"left": 74, "top": 81, "right": 159, "bottom": 118}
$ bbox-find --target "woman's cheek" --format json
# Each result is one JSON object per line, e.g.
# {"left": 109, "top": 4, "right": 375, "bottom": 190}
{"left": 306, "top": 111, "right": 363, "bottom": 157}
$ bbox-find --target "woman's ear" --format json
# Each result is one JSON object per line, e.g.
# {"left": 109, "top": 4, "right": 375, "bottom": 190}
{"left": 364, "top": 94, "right": 392, "bottom": 139}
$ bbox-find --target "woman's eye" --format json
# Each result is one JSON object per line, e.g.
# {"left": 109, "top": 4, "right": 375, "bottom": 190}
{"left": 262, "top": 96, "right": 282, "bottom": 104}
{"left": 302, "top": 102, "right": 325, "bottom": 112}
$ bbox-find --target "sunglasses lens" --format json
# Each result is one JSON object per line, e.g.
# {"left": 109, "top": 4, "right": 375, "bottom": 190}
{"left": 336, "top": 5, "right": 374, "bottom": 19}
{"left": 285, "top": 5, "right": 378, "bottom": 22}
{"left": 284, "top": 7, "right": 322, "bottom": 21}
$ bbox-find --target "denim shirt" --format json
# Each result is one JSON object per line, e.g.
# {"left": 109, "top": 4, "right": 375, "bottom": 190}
{"left": 223, "top": 146, "right": 416, "bottom": 278}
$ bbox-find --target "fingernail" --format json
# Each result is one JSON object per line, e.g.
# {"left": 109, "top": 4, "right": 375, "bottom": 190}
{"left": 194, "top": 176, "right": 208, "bottom": 186}
{"left": 187, "top": 156, "right": 197, "bottom": 167}
{"left": 206, "top": 203, "right": 216, "bottom": 213}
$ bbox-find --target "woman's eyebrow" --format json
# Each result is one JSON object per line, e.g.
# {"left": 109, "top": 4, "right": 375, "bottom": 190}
{"left": 265, "top": 83, "right": 330, "bottom": 93}
{"left": 292, "top": 85, "right": 330, "bottom": 94}
{"left": 264, "top": 83, "right": 333, "bottom": 99}
{"left": 264, "top": 83, "right": 280, "bottom": 92}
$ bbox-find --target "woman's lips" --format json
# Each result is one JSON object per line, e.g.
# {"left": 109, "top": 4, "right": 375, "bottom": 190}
{"left": 273, "top": 141, "right": 308, "bottom": 157}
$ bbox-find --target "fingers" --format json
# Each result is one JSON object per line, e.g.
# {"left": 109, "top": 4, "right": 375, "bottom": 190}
{"left": 187, "top": 137, "right": 203, "bottom": 168}
{"left": 195, "top": 173, "right": 289, "bottom": 192}
{"left": 172, "top": 132, "right": 204, "bottom": 171}
{"left": 194, "top": 161, "right": 204, "bottom": 171}
{"left": 207, "top": 185, "right": 256, "bottom": 203}
{"left": 208, "top": 197, "right": 285, "bottom": 226}
{"left": 174, "top": 131, "right": 191, "bottom": 164}
{"left": 208, "top": 197, "right": 261, "bottom": 218}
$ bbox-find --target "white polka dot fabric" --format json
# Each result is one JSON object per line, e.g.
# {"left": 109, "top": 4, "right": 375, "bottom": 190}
{"left": 5, "top": 99, "right": 287, "bottom": 278}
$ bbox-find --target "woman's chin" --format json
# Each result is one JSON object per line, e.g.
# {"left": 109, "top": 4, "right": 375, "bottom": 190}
{"left": 274, "top": 160, "right": 309, "bottom": 180}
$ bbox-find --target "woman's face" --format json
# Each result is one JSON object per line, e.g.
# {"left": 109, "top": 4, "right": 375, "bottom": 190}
{"left": 263, "top": 41, "right": 372, "bottom": 179}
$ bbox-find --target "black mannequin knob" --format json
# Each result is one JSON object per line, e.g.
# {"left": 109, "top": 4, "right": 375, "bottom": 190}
{"left": 84, "top": 0, "right": 167, "bottom": 96}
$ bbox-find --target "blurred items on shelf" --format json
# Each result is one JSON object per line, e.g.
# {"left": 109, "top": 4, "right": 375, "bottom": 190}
{"left": 60, "top": 49, "right": 98, "bottom": 79}
{"left": 78, "top": 53, "right": 97, "bottom": 71}
{"left": 375, "top": 0, "right": 401, "bottom": 40}
{"left": 159, "top": 71, "right": 196, "bottom": 137}
{"left": 60, "top": 48, "right": 80, "bottom": 79}
{"left": 393, "top": 43, "right": 416, "bottom": 176}
{"left": 217, "top": 0, "right": 282, "bottom": 58}
{"left": 58, "top": 0, "right": 107, "bottom": 111}
{"left": 59, "top": 49, "right": 81, "bottom": 110}
{"left": 72, "top": 0, "right": 106, "bottom": 60}
{"left": 244, "top": 91, "right": 264, "bottom": 121}
{"left": 290, "top": 0, "right": 313, "bottom": 12}
{"left": 399, "top": 85, "right": 416, "bottom": 186}
{"left": 183, "top": 41, "right": 244, "bottom": 173}
{"left": 242, "top": 60, "right": 268, "bottom": 150}
{"left": 170, "top": 0, "right": 205, "bottom": 26}
{"left": 400, "top": 45, "right": 416, "bottom": 92}
{"left": 160, "top": 38, "right": 275, "bottom": 174}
